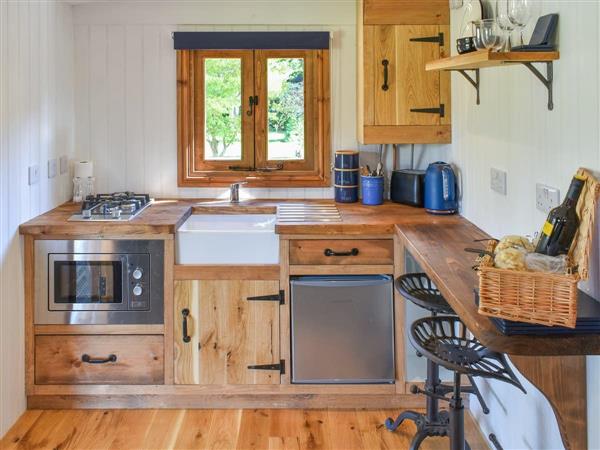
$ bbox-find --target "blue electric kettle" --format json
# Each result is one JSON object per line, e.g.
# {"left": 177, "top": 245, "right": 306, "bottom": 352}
{"left": 424, "top": 162, "right": 458, "bottom": 214}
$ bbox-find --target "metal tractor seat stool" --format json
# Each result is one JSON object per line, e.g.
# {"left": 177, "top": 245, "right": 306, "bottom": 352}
{"left": 407, "top": 315, "right": 526, "bottom": 450}
{"left": 386, "top": 273, "right": 489, "bottom": 447}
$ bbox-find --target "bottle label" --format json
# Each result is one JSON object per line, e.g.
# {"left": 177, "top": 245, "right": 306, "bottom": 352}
{"left": 542, "top": 221, "right": 554, "bottom": 236}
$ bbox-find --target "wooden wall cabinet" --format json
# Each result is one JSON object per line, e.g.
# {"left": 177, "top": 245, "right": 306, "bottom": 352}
{"left": 358, "top": 0, "right": 451, "bottom": 144}
{"left": 174, "top": 279, "right": 281, "bottom": 385}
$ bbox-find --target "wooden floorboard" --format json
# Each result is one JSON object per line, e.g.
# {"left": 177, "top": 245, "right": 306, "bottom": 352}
{"left": 1, "top": 409, "right": 489, "bottom": 450}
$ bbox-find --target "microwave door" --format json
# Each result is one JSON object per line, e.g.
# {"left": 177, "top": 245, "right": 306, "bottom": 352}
{"left": 48, "top": 254, "right": 129, "bottom": 312}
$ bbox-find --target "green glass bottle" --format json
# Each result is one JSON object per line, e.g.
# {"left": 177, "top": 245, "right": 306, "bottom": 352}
{"left": 535, "top": 175, "right": 586, "bottom": 256}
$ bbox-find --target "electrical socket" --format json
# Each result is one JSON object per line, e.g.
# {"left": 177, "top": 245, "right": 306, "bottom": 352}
{"left": 28, "top": 165, "right": 40, "bottom": 185}
{"left": 59, "top": 155, "right": 68, "bottom": 175}
{"left": 48, "top": 158, "right": 57, "bottom": 179}
{"left": 490, "top": 168, "right": 507, "bottom": 195}
{"left": 536, "top": 183, "right": 560, "bottom": 213}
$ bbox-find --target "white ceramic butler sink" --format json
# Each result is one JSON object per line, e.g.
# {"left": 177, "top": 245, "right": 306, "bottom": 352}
{"left": 176, "top": 214, "right": 279, "bottom": 264}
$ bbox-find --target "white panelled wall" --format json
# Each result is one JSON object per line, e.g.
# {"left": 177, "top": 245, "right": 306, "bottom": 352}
{"left": 71, "top": 1, "right": 448, "bottom": 199}
{"left": 449, "top": 1, "right": 600, "bottom": 449}
{"left": 0, "top": 0, "right": 75, "bottom": 436}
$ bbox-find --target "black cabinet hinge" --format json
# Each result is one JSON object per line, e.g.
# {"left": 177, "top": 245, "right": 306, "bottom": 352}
{"left": 409, "top": 32, "right": 444, "bottom": 46}
{"left": 410, "top": 104, "right": 445, "bottom": 118}
{"left": 247, "top": 359, "right": 285, "bottom": 374}
{"left": 247, "top": 290, "right": 285, "bottom": 305}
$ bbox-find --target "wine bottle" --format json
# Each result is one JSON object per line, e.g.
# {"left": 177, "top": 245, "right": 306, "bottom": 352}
{"left": 535, "top": 175, "right": 586, "bottom": 256}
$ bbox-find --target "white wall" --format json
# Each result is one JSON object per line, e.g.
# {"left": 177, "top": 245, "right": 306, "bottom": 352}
{"left": 0, "top": 0, "right": 74, "bottom": 435}
{"left": 71, "top": 0, "right": 448, "bottom": 199}
{"left": 449, "top": 1, "right": 600, "bottom": 449}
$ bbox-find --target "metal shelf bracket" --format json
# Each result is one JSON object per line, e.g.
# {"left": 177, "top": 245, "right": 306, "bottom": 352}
{"left": 522, "top": 61, "right": 554, "bottom": 110}
{"left": 456, "top": 69, "right": 480, "bottom": 105}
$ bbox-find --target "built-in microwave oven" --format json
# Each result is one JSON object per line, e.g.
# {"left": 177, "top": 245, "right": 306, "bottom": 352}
{"left": 34, "top": 239, "right": 164, "bottom": 324}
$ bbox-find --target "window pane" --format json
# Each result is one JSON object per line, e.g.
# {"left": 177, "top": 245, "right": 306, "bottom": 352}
{"left": 267, "top": 58, "right": 305, "bottom": 161}
{"left": 204, "top": 58, "right": 242, "bottom": 160}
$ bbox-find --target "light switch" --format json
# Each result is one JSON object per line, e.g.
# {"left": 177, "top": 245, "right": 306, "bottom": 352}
{"left": 28, "top": 165, "right": 39, "bottom": 185}
{"left": 490, "top": 168, "right": 507, "bottom": 195}
{"left": 48, "top": 159, "right": 57, "bottom": 178}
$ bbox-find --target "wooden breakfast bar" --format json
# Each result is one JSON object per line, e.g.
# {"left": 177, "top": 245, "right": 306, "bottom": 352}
{"left": 396, "top": 220, "right": 598, "bottom": 450}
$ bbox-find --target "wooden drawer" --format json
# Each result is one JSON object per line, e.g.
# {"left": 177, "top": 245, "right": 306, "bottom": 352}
{"left": 289, "top": 239, "right": 393, "bottom": 265}
{"left": 35, "top": 335, "right": 164, "bottom": 385}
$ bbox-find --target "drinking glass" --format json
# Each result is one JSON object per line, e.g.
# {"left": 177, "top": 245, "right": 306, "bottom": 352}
{"left": 508, "top": 0, "right": 532, "bottom": 46}
{"left": 496, "top": 0, "right": 515, "bottom": 51}
{"left": 476, "top": 19, "right": 504, "bottom": 51}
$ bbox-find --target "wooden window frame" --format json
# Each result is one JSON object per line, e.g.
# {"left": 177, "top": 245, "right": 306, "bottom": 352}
{"left": 177, "top": 48, "right": 331, "bottom": 187}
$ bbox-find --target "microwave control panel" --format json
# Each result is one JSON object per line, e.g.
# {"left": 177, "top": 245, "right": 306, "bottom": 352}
{"left": 127, "top": 254, "right": 151, "bottom": 310}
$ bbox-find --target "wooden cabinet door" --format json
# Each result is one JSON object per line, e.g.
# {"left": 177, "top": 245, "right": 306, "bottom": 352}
{"left": 174, "top": 280, "right": 280, "bottom": 385}
{"left": 365, "top": 24, "right": 446, "bottom": 127}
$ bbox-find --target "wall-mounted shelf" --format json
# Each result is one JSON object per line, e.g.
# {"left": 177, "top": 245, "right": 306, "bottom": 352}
{"left": 425, "top": 49, "right": 560, "bottom": 110}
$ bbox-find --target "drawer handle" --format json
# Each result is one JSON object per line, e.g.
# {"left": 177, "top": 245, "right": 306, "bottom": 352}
{"left": 81, "top": 354, "right": 117, "bottom": 364}
{"left": 324, "top": 248, "right": 359, "bottom": 257}
{"left": 182, "top": 308, "right": 191, "bottom": 343}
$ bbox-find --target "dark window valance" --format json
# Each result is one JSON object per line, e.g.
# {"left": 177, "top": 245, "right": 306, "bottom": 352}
{"left": 173, "top": 31, "right": 330, "bottom": 50}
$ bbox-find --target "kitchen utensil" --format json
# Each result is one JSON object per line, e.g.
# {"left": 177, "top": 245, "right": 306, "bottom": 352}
{"left": 424, "top": 162, "right": 458, "bottom": 215}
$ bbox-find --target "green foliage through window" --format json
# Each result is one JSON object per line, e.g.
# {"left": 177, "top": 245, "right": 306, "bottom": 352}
{"left": 204, "top": 58, "right": 242, "bottom": 160}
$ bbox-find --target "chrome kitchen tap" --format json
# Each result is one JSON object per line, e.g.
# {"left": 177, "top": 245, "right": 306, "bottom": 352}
{"left": 229, "top": 182, "right": 247, "bottom": 203}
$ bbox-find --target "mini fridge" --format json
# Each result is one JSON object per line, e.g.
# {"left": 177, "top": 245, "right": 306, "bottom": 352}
{"left": 290, "top": 275, "right": 395, "bottom": 384}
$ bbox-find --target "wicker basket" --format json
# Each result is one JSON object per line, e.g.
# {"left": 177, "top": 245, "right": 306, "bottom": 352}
{"left": 478, "top": 168, "right": 600, "bottom": 328}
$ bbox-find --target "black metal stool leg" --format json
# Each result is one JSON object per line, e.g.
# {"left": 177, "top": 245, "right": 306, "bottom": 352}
{"left": 424, "top": 357, "right": 441, "bottom": 422}
{"left": 385, "top": 410, "right": 422, "bottom": 431}
{"left": 409, "top": 429, "right": 429, "bottom": 450}
{"left": 449, "top": 372, "right": 465, "bottom": 450}
{"left": 466, "top": 374, "right": 490, "bottom": 414}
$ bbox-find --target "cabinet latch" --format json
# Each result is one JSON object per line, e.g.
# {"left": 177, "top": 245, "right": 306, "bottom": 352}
{"left": 409, "top": 32, "right": 444, "bottom": 46}
{"left": 410, "top": 104, "right": 445, "bottom": 118}
{"left": 247, "top": 290, "right": 285, "bottom": 305}
{"left": 248, "top": 360, "right": 285, "bottom": 374}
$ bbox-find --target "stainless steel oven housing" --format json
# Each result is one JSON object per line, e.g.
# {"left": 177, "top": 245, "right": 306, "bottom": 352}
{"left": 35, "top": 239, "right": 164, "bottom": 324}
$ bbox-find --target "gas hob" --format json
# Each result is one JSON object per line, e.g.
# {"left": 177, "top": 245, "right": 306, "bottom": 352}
{"left": 69, "top": 192, "right": 152, "bottom": 221}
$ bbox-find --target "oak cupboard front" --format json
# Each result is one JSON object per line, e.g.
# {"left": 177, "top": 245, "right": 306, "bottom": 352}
{"left": 357, "top": 0, "right": 451, "bottom": 143}
{"left": 174, "top": 279, "right": 281, "bottom": 385}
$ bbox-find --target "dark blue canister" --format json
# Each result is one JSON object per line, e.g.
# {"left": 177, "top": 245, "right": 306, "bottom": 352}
{"left": 334, "top": 169, "right": 359, "bottom": 186}
{"left": 335, "top": 186, "right": 359, "bottom": 203}
{"left": 334, "top": 150, "right": 359, "bottom": 169}
{"left": 361, "top": 175, "right": 384, "bottom": 206}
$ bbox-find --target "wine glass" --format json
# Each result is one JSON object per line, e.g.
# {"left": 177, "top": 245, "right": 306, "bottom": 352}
{"left": 508, "top": 0, "right": 532, "bottom": 46}
{"left": 496, "top": 0, "right": 515, "bottom": 51}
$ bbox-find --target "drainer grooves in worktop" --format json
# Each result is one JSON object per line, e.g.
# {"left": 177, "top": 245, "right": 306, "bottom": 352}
{"left": 277, "top": 203, "right": 342, "bottom": 222}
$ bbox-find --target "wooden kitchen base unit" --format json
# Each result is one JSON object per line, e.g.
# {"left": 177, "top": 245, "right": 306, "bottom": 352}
{"left": 35, "top": 335, "right": 164, "bottom": 385}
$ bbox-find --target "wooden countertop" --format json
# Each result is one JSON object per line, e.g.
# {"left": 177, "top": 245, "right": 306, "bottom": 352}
{"left": 19, "top": 199, "right": 462, "bottom": 237}
{"left": 396, "top": 220, "right": 600, "bottom": 356}
{"left": 19, "top": 200, "right": 197, "bottom": 237}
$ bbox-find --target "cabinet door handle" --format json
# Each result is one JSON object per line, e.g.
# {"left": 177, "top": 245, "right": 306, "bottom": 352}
{"left": 381, "top": 59, "right": 389, "bottom": 91}
{"left": 182, "top": 308, "right": 191, "bottom": 343}
{"left": 324, "top": 248, "right": 359, "bottom": 257}
{"left": 81, "top": 354, "right": 117, "bottom": 364}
